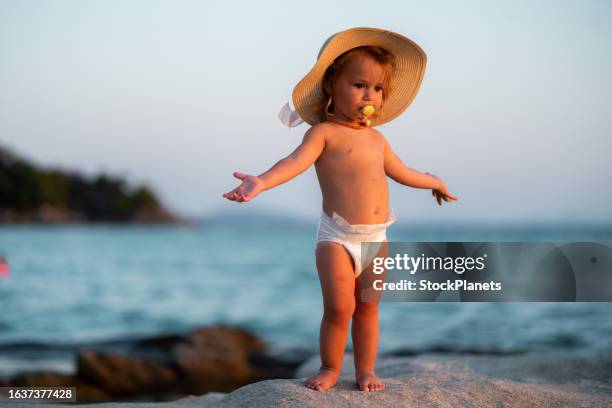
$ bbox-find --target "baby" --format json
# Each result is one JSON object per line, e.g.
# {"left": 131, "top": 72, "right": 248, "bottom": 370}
{"left": 223, "top": 27, "right": 457, "bottom": 392}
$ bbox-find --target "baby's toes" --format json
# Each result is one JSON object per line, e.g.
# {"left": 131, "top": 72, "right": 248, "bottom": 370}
{"left": 357, "top": 374, "right": 384, "bottom": 392}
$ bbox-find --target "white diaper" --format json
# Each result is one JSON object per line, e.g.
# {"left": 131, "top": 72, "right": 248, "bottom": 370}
{"left": 316, "top": 209, "right": 396, "bottom": 277}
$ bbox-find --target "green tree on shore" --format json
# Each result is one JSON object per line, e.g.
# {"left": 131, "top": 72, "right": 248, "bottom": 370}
{"left": 0, "top": 144, "right": 171, "bottom": 222}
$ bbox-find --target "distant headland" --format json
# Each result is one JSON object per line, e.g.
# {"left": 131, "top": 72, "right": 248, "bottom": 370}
{"left": 0, "top": 144, "right": 185, "bottom": 224}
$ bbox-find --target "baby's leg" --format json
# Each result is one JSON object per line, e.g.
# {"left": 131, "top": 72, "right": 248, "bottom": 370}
{"left": 351, "top": 241, "right": 388, "bottom": 391}
{"left": 305, "top": 242, "right": 356, "bottom": 392}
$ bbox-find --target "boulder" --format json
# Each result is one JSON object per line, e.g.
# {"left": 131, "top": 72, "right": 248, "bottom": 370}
{"left": 172, "top": 326, "right": 267, "bottom": 393}
{"left": 1, "top": 326, "right": 290, "bottom": 403}
{"left": 76, "top": 349, "right": 178, "bottom": 395}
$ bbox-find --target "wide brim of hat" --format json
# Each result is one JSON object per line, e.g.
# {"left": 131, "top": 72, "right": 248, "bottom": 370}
{"left": 292, "top": 27, "right": 427, "bottom": 127}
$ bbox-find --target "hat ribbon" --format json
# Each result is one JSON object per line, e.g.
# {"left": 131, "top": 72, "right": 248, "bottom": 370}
{"left": 278, "top": 102, "right": 304, "bottom": 127}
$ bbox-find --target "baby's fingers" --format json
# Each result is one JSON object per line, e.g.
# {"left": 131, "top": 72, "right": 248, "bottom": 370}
{"left": 445, "top": 192, "right": 458, "bottom": 201}
{"left": 223, "top": 190, "right": 244, "bottom": 202}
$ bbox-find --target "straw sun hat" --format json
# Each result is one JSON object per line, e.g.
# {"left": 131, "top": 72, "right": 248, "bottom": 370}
{"left": 289, "top": 27, "right": 427, "bottom": 127}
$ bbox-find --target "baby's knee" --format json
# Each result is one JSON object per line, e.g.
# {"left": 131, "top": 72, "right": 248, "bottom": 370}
{"left": 354, "top": 301, "right": 379, "bottom": 317}
{"left": 323, "top": 302, "right": 355, "bottom": 325}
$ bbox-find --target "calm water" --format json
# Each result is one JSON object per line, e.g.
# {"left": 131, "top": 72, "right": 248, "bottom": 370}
{"left": 1, "top": 218, "right": 612, "bottom": 376}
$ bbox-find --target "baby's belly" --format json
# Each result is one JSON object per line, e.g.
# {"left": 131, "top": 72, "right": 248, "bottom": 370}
{"left": 321, "top": 181, "right": 390, "bottom": 225}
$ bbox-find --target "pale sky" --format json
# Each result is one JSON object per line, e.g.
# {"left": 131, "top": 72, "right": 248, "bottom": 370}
{"left": 1, "top": 0, "right": 611, "bottom": 223}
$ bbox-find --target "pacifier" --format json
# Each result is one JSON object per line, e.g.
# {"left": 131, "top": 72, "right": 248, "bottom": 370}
{"left": 360, "top": 105, "right": 375, "bottom": 127}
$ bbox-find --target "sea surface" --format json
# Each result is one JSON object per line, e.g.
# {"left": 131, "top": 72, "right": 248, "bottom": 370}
{"left": 1, "top": 216, "right": 612, "bottom": 377}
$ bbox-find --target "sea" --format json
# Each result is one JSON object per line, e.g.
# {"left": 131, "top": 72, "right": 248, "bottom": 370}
{"left": 1, "top": 215, "right": 612, "bottom": 377}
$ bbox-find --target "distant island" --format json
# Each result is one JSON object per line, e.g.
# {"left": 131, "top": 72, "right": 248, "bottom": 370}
{"left": 0, "top": 144, "right": 182, "bottom": 224}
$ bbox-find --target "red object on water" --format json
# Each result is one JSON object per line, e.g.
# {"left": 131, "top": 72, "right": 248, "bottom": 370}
{"left": 0, "top": 259, "right": 10, "bottom": 277}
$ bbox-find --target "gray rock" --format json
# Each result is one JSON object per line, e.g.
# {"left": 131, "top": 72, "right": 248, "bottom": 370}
{"left": 6, "top": 354, "right": 611, "bottom": 407}
{"left": 211, "top": 375, "right": 609, "bottom": 408}
{"left": 298, "top": 352, "right": 612, "bottom": 389}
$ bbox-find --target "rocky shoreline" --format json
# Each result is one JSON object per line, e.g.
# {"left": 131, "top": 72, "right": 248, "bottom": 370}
{"left": 1, "top": 326, "right": 611, "bottom": 406}
{"left": 0, "top": 326, "right": 307, "bottom": 403}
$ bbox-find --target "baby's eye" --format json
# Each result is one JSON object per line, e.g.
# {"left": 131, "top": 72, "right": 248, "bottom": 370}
{"left": 375, "top": 86, "right": 383, "bottom": 92}
{"left": 353, "top": 83, "right": 365, "bottom": 89}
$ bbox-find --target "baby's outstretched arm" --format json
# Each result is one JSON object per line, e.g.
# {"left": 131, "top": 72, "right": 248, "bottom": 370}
{"left": 223, "top": 126, "right": 326, "bottom": 202}
{"left": 383, "top": 137, "right": 458, "bottom": 206}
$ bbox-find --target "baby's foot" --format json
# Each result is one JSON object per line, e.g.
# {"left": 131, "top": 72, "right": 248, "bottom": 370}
{"left": 304, "top": 368, "right": 339, "bottom": 392}
{"left": 356, "top": 371, "right": 385, "bottom": 392}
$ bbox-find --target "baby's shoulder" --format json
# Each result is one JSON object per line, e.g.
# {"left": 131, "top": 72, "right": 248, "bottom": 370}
{"left": 299, "top": 122, "right": 330, "bottom": 147}
{"left": 369, "top": 126, "right": 386, "bottom": 138}
{"left": 369, "top": 127, "right": 389, "bottom": 145}
{"left": 303, "top": 122, "right": 333, "bottom": 141}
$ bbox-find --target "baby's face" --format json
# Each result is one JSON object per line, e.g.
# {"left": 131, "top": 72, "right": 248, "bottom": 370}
{"left": 332, "top": 53, "right": 386, "bottom": 124}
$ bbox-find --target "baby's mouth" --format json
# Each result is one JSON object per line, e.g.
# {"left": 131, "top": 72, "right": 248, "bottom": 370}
{"left": 358, "top": 105, "right": 375, "bottom": 126}
{"left": 360, "top": 105, "right": 376, "bottom": 117}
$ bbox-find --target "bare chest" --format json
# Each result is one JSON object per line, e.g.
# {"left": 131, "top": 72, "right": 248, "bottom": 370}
{"left": 318, "top": 131, "right": 385, "bottom": 169}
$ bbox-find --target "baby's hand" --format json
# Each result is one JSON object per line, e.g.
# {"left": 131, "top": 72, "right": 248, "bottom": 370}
{"left": 426, "top": 173, "right": 458, "bottom": 206}
{"left": 222, "top": 172, "right": 265, "bottom": 203}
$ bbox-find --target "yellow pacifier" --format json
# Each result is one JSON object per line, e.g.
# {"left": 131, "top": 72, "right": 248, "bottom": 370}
{"left": 360, "top": 105, "right": 375, "bottom": 127}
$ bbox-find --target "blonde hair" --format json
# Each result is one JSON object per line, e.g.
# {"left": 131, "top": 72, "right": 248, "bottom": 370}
{"left": 314, "top": 46, "right": 395, "bottom": 123}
